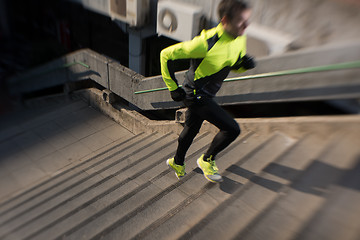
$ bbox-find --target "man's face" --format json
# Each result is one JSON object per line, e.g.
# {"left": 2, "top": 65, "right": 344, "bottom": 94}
{"left": 223, "top": 8, "right": 252, "bottom": 38}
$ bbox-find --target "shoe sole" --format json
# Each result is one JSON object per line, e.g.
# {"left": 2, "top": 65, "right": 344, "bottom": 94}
{"left": 197, "top": 159, "right": 223, "bottom": 183}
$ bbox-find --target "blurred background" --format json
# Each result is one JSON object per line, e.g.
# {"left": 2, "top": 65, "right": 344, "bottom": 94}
{"left": 1, "top": 0, "right": 360, "bottom": 116}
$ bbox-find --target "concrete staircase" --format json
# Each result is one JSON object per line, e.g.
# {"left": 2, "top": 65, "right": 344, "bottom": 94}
{"left": 0, "top": 95, "right": 359, "bottom": 240}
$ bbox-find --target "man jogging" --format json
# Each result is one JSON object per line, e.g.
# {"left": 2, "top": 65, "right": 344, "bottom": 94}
{"left": 161, "top": 0, "right": 256, "bottom": 183}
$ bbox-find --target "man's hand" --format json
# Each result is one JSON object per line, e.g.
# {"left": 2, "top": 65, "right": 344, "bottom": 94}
{"left": 241, "top": 55, "right": 256, "bottom": 69}
{"left": 170, "top": 87, "right": 186, "bottom": 102}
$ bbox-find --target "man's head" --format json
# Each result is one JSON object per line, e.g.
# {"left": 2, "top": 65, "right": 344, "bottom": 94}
{"left": 218, "top": 0, "right": 252, "bottom": 38}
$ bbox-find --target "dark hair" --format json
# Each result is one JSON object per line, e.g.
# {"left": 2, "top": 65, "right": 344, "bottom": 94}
{"left": 218, "top": 0, "right": 250, "bottom": 20}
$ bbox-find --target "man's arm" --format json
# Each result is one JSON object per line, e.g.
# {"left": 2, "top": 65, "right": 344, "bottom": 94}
{"left": 160, "top": 35, "right": 208, "bottom": 92}
{"left": 230, "top": 36, "right": 256, "bottom": 73}
{"left": 232, "top": 54, "right": 256, "bottom": 73}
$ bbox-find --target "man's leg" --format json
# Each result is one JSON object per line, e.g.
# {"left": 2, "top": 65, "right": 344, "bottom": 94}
{"left": 174, "top": 108, "right": 204, "bottom": 165}
{"left": 197, "top": 98, "right": 240, "bottom": 160}
{"left": 194, "top": 98, "right": 240, "bottom": 182}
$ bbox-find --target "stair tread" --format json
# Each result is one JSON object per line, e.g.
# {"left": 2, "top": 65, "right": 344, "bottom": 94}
{"left": 0, "top": 132, "right": 180, "bottom": 239}
{"left": 0, "top": 129, "right": 137, "bottom": 213}
{"left": 0, "top": 132, "right": 149, "bottom": 222}
{"left": 174, "top": 132, "right": 296, "bottom": 240}
{"left": 32, "top": 132, "right": 210, "bottom": 239}
{"left": 100, "top": 132, "right": 295, "bottom": 240}
{"left": 236, "top": 131, "right": 360, "bottom": 240}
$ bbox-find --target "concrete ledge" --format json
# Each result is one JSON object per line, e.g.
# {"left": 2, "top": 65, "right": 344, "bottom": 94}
{"left": 237, "top": 115, "right": 360, "bottom": 139}
{"left": 76, "top": 88, "right": 360, "bottom": 140}
{"left": 75, "top": 88, "right": 185, "bottom": 135}
{"left": 68, "top": 50, "right": 110, "bottom": 88}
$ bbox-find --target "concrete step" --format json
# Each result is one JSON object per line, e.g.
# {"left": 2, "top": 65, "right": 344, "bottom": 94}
{"left": 289, "top": 132, "right": 360, "bottom": 240}
{"left": 0, "top": 133, "right": 151, "bottom": 237}
{"left": 234, "top": 131, "right": 360, "bottom": 240}
{"left": 293, "top": 175, "right": 360, "bottom": 240}
{"left": 157, "top": 132, "right": 295, "bottom": 240}
{"left": 0, "top": 128, "right": 136, "bottom": 216}
{"left": 0, "top": 98, "right": 124, "bottom": 202}
{"left": 295, "top": 162, "right": 360, "bottom": 240}
{"left": 0, "top": 132, "right": 177, "bottom": 239}
{"left": 94, "top": 132, "right": 295, "bottom": 239}
{"left": 48, "top": 132, "right": 213, "bottom": 240}
{"left": 223, "top": 133, "right": 336, "bottom": 240}
{"left": 124, "top": 131, "right": 264, "bottom": 240}
{"left": 0, "top": 131, "right": 143, "bottom": 224}
{"left": 0, "top": 131, "right": 210, "bottom": 240}
{"left": 0, "top": 97, "right": 87, "bottom": 142}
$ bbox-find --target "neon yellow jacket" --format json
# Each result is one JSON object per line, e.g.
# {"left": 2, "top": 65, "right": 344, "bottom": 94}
{"left": 160, "top": 23, "right": 247, "bottom": 98}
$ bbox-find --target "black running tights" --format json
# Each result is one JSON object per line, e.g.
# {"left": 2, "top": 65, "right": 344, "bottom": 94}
{"left": 174, "top": 97, "right": 240, "bottom": 165}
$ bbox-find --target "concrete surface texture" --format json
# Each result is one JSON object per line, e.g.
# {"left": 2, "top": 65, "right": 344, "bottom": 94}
{"left": 250, "top": 0, "right": 360, "bottom": 48}
{"left": 0, "top": 92, "right": 359, "bottom": 240}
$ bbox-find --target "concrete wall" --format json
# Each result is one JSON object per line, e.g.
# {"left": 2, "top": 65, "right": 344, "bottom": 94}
{"left": 250, "top": 0, "right": 360, "bottom": 49}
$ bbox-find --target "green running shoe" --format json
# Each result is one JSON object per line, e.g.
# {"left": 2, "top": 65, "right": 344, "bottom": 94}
{"left": 166, "top": 158, "right": 186, "bottom": 179}
{"left": 197, "top": 154, "right": 223, "bottom": 183}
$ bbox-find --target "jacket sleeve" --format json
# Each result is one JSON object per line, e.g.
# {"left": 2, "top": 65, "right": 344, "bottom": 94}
{"left": 160, "top": 35, "right": 208, "bottom": 91}
{"left": 231, "top": 36, "right": 248, "bottom": 74}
